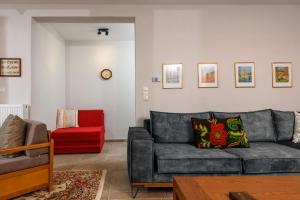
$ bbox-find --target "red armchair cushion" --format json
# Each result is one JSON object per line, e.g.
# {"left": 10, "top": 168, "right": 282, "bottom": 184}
{"left": 52, "top": 127, "right": 104, "bottom": 142}
{"left": 78, "top": 110, "right": 104, "bottom": 127}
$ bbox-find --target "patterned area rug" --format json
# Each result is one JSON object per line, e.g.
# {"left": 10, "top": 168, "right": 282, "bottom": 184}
{"left": 14, "top": 170, "right": 107, "bottom": 200}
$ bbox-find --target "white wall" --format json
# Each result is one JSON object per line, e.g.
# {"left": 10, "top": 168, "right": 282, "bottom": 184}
{"left": 0, "top": 15, "right": 32, "bottom": 105}
{"left": 151, "top": 6, "right": 300, "bottom": 112}
{"left": 31, "top": 20, "right": 66, "bottom": 130}
{"left": 0, "top": 5, "right": 300, "bottom": 129}
{"left": 66, "top": 40, "right": 135, "bottom": 139}
{"left": 0, "top": 17, "right": 8, "bottom": 102}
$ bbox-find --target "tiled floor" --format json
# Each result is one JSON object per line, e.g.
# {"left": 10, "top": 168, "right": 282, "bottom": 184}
{"left": 54, "top": 141, "right": 173, "bottom": 200}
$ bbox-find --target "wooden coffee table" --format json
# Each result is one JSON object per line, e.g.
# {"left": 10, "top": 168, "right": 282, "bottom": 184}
{"left": 173, "top": 176, "right": 300, "bottom": 200}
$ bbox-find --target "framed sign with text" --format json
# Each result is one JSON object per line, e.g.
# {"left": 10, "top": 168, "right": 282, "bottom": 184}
{"left": 0, "top": 58, "right": 21, "bottom": 77}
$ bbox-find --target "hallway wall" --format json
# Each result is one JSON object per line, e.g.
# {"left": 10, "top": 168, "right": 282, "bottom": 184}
{"left": 31, "top": 20, "right": 66, "bottom": 129}
{"left": 66, "top": 40, "right": 135, "bottom": 139}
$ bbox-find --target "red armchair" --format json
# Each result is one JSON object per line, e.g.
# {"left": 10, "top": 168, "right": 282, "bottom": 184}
{"left": 52, "top": 110, "right": 105, "bottom": 154}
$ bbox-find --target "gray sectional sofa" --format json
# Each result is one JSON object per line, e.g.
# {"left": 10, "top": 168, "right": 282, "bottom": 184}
{"left": 127, "top": 109, "right": 300, "bottom": 186}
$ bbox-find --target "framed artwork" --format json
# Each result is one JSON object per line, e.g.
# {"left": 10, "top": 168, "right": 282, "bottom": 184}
{"left": 272, "top": 62, "right": 292, "bottom": 88}
{"left": 162, "top": 64, "right": 183, "bottom": 89}
{"left": 234, "top": 62, "right": 255, "bottom": 88}
{"left": 198, "top": 63, "right": 218, "bottom": 88}
{"left": 0, "top": 58, "right": 21, "bottom": 77}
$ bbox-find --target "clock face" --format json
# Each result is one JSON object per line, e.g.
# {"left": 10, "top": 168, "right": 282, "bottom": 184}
{"left": 100, "top": 69, "right": 112, "bottom": 80}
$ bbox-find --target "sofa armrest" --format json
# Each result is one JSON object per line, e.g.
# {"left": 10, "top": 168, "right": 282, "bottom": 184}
{"left": 127, "top": 127, "right": 154, "bottom": 183}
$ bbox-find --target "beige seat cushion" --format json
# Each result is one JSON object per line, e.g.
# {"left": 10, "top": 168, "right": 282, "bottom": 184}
{"left": 0, "top": 114, "right": 27, "bottom": 157}
{"left": 0, "top": 154, "right": 49, "bottom": 175}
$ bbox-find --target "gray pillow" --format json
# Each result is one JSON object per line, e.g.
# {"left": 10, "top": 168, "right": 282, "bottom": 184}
{"left": 0, "top": 114, "right": 27, "bottom": 157}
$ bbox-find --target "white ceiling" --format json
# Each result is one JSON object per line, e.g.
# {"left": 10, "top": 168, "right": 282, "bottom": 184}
{"left": 50, "top": 23, "right": 134, "bottom": 41}
{"left": 0, "top": 0, "right": 299, "bottom": 4}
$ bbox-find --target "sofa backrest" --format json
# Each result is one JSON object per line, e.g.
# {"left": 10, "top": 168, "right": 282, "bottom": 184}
{"left": 24, "top": 120, "right": 49, "bottom": 157}
{"left": 212, "top": 109, "right": 276, "bottom": 142}
{"left": 272, "top": 110, "right": 295, "bottom": 141}
{"left": 150, "top": 111, "right": 210, "bottom": 143}
{"left": 78, "top": 110, "right": 104, "bottom": 127}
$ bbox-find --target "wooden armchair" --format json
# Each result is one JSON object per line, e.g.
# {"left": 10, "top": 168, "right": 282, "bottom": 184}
{"left": 0, "top": 126, "right": 54, "bottom": 199}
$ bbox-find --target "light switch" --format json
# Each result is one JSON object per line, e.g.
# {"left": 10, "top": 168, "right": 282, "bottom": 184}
{"left": 143, "top": 87, "right": 149, "bottom": 101}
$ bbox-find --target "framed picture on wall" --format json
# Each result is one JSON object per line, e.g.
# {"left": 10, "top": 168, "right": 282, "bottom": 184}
{"left": 272, "top": 62, "right": 292, "bottom": 88}
{"left": 234, "top": 62, "right": 255, "bottom": 88}
{"left": 162, "top": 63, "right": 183, "bottom": 89}
{"left": 0, "top": 58, "right": 21, "bottom": 77}
{"left": 197, "top": 63, "right": 218, "bottom": 88}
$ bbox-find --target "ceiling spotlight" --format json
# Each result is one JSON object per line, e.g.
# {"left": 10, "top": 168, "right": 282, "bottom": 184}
{"left": 98, "top": 28, "right": 109, "bottom": 36}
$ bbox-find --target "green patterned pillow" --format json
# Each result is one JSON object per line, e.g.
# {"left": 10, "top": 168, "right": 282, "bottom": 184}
{"left": 191, "top": 116, "right": 249, "bottom": 149}
{"left": 217, "top": 116, "right": 249, "bottom": 148}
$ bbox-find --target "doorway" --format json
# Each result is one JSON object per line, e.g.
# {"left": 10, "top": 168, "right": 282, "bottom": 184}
{"left": 31, "top": 17, "right": 136, "bottom": 140}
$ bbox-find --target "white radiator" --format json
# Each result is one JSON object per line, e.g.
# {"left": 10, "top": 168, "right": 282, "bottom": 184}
{"left": 0, "top": 104, "right": 30, "bottom": 126}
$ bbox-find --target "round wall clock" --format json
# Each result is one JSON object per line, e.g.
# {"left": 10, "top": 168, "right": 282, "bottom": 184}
{"left": 100, "top": 69, "right": 112, "bottom": 80}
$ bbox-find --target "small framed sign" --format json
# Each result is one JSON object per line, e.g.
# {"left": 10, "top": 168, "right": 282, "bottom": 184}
{"left": 0, "top": 58, "right": 21, "bottom": 77}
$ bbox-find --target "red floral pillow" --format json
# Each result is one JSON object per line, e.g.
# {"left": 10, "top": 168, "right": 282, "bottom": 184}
{"left": 192, "top": 118, "right": 227, "bottom": 148}
{"left": 191, "top": 117, "right": 249, "bottom": 148}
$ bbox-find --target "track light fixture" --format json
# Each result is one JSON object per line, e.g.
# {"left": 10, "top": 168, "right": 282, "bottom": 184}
{"left": 98, "top": 28, "right": 109, "bottom": 36}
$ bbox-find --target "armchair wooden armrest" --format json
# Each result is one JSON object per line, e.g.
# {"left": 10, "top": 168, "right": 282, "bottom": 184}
{"left": 0, "top": 130, "right": 53, "bottom": 155}
{"left": 0, "top": 142, "right": 51, "bottom": 155}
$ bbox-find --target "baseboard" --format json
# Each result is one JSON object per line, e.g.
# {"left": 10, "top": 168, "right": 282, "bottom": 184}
{"left": 105, "top": 139, "right": 127, "bottom": 142}
{"left": 131, "top": 182, "right": 173, "bottom": 188}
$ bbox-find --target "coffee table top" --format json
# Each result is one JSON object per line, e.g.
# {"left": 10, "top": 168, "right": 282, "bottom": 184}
{"left": 173, "top": 176, "right": 300, "bottom": 200}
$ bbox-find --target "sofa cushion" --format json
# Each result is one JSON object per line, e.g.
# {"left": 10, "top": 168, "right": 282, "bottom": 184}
{"left": 212, "top": 109, "right": 276, "bottom": 142}
{"left": 0, "top": 115, "right": 26, "bottom": 157}
{"left": 225, "top": 142, "right": 300, "bottom": 174}
{"left": 52, "top": 127, "right": 104, "bottom": 142}
{"left": 278, "top": 141, "right": 300, "bottom": 150}
{"left": 154, "top": 143, "right": 242, "bottom": 174}
{"left": 24, "top": 120, "right": 49, "bottom": 157}
{"left": 150, "top": 111, "right": 210, "bottom": 143}
{"left": 0, "top": 154, "right": 49, "bottom": 175}
{"left": 272, "top": 110, "right": 295, "bottom": 141}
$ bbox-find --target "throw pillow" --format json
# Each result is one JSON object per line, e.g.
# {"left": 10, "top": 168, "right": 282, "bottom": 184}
{"left": 0, "top": 114, "right": 27, "bottom": 157}
{"left": 191, "top": 116, "right": 249, "bottom": 148}
{"left": 192, "top": 118, "right": 228, "bottom": 148}
{"left": 56, "top": 109, "right": 79, "bottom": 128}
{"left": 217, "top": 116, "right": 249, "bottom": 148}
{"left": 293, "top": 112, "right": 300, "bottom": 143}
